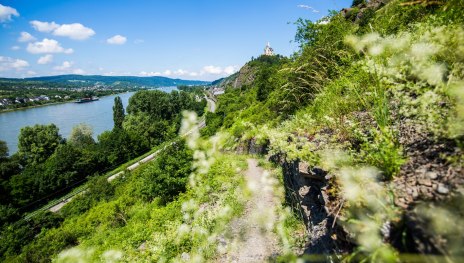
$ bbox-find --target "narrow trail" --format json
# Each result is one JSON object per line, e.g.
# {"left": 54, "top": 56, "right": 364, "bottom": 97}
{"left": 217, "top": 159, "right": 280, "bottom": 262}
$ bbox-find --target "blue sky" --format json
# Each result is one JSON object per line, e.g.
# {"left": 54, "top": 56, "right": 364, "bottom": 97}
{"left": 0, "top": 0, "right": 352, "bottom": 81}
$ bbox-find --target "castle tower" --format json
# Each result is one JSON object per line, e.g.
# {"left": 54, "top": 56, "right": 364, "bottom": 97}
{"left": 264, "top": 42, "right": 274, "bottom": 56}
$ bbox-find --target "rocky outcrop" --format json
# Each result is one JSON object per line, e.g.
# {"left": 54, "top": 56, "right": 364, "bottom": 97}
{"left": 393, "top": 122, "right": 463, "bottom": 209}
{"left": 341, "top": 0, "right": 390, "bottom": 22}
{"left": 388, "top": 121, "right": 464, "bottom": 255}
{"left": 213, "top": 64, "right": 257, "bottom": 90}
{"left": 275, "top": 156, "right": 353, "bottom": 258}
{"left": 238, "top": 112, "right": 463, "bottom": 259}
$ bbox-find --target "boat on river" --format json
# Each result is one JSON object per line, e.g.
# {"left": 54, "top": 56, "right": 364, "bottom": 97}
{"left": 75, "top": 97, "right": 99, "bottom": 103}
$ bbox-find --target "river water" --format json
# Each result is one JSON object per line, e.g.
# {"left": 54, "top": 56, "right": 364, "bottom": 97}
{"left": 0, "top": 87, "right": 177, "bottom": 155}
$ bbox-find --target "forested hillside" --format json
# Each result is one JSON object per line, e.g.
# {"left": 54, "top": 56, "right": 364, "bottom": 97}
{"left": 0, "top": 90, "right": 206, "bottom": 261}
{"left": 0, "top": 0, "right": 463, "bottom": 262}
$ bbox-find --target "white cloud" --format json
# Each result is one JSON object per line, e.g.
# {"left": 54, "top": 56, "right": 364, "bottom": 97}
{"left": 11, "top": 59, "right": 29, "bottom": 70}
{"left": 138, "top": 65, "right": 238, "bottom": 80}
{"left": 54, "top": 61, "right": 73, "bottom": 71}
{"left": 201, "top": 65, "right": 239, "bottom": 75}
{"left": 297, "top": 4, "right": 319, "bottom": 13}
{"left": 52, "top": 61, "right": 85, "bottom": 74}
{"left": 73, "top": 68, "right": 85, "bottom": 74}
{"left": 140, "top": 69, "right": 203, "bottom": 78}
{"left": 103, "top": 71, "right": 117, "bottom": 76}
{"left": 37, "top": 54, "right": 53, "bottom": 65}
{"left": 0, "top": 56, "right": 29, "bottom": 71}
{"left": 224, "top": 66, "right": 238, "bottom": 75}
{"left": 107, "top": 35, "right": 127, "bottom": 45}
{"left": 139, "top": 71, "right": 161, "bottom": 77}
{"left": 0, "top": 4, "right": 19, "bottom": 22}
{"left": 30, "top": 20, "right": 95, "bottom": 40}
{"left": 27, "top": 38, "right": 74, "bottom": 54}
{"left": 174, "top": 69, "right": 189, "bottom": 76}
{"left": 297, "top": 4, "right": 311, "bottom": 9}
{"left": 27, "top": 70, "right": 37, "bottom": 76}
{"left": 18, "top": 32, "right": 36, "bottom": 42}
{"left": 53, "top": 23, "right": 95, "bottom": 40}
{"left": 202, "top": 65, "right": 223, "bottom": 75}
{"left": 30, "top": 20, "right": 59, "bottom": 32}
{"left": 11, "top": 46, "right": 20, "bottom": 51}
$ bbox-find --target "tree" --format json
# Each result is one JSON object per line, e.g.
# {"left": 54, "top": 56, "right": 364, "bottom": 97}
{"left": 0, "top": 140, "right": 8, "bottom": 160}
{"left": 43, "top": 144, "right": 83, "bottom": 187}
{"left": 98, "top": 129, "right": 139, "bottom": 165}
{"left": 113, "top": 96, "right": 125, "bottom": 130}
{"left": 69, "top": 124, "right": 95, "bottom": 147}
{"left": 136, "top": 140, "right": 192, "bottom": 203}
{"left": 18, "top": 124, "right": 62, "bottom": 164}
{"left": 123, "top": 113, "right": 175, "bottom": 148}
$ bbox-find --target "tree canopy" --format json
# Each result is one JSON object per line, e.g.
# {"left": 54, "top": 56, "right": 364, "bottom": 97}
{"left": 112, "top": 96, "right": 125, "bottom": 130}
{"left": 18, "top": 124, "right": 62, "bottom": 165}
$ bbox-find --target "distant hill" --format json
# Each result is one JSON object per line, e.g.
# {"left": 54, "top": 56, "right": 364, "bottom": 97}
{"left": 0, "top": 74, "right": 210, "bottom": 87}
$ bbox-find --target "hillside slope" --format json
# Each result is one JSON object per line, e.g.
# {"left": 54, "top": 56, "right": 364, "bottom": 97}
{"left": 206, "top": 0, "right": 464, "bottom": 261}
{"left": 1, "top": 0, "right": 463, "bottom": 262}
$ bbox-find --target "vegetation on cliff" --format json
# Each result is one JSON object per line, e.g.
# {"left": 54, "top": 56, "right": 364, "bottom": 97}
{"left": 206, "top": 0, "right": 464, "bottom": 261}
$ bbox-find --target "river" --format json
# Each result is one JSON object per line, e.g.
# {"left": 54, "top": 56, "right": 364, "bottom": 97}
{"left": 0, "top": 87, "right": 177, "bottom": 155}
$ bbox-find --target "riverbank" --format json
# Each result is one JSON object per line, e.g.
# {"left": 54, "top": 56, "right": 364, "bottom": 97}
{"left": 0, "top": 91, "right": 134, "bottom": 114}
{"left": 0, "top": 92, "right": 138, "bottom": 155}
{"left": 0, "top": 100, "right": 75, "bottom": 114}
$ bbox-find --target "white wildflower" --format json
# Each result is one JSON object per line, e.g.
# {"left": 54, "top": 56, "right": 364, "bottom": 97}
{"left": 102, "top": 250, "right": 123, "bottom": 263}
{"left": 418, "top": 63, "right": 446, "bottom": 86}
{"left": 410, "top": 42, "right": 439, "bottom": 59}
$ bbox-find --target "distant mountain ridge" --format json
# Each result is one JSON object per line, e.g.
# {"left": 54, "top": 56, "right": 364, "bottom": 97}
{"left": 0, "top": 74, "right": 211, "bottom": 87}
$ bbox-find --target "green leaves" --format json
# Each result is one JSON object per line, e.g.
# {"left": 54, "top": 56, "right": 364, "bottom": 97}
{"left": 68, "top": 124, "right": 95, "bottom": 148}
{"left": 113, "top": 96, "right": 125, "bottom": 130}
{"left": 135, "top": 141, "right": 193, "bottom": 204}
{"left": 18, "top": 124, "right": 62, "bottom": 165}
{"left": 359, "top": 128, "right": 405, "bottom": 180}
{"left": 0, "top": 140, "right": 8, "bottom": 159}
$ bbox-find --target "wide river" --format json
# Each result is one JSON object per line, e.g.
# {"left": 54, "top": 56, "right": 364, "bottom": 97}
{"left": 0, "top": 87, "right": 177, "bottom": 155}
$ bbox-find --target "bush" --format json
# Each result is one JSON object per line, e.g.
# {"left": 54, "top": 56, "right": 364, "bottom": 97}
{"left": 359, "top": 128, "right": 405, "bottom": 179}
{"left": 134, "top": 140, "right": 193, "bottom": 204}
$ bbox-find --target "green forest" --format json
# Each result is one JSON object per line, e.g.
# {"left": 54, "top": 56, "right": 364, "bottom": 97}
{"left": 0, "top": 0, "right": 463, "bottom": 262}
{"left": 0, "top": 90, "right": 206, "bottom": 261}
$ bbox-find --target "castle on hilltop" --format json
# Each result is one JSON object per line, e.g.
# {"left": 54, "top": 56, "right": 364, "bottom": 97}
{"left": 264, "top": 42, "right": 274, "bottom": 56}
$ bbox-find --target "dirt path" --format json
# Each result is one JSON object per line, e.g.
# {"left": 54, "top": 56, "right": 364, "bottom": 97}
{"left": 217, "top": 159, "right": 280, "bottom": 262}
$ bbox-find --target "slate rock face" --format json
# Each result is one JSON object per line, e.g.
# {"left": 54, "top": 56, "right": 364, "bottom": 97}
{"left": 277, "top": 157, "right": 352, "bottom": 258}
{"left": 393, "top": 120, "right": 463, "bottom": 209}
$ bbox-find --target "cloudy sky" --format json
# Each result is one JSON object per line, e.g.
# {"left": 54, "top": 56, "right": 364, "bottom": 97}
{"left": 0, "top": 0, "right": 351, "bottom": 81}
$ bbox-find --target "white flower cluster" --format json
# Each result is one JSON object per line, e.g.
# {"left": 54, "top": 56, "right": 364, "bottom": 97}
{"left": 56, "top": 248, "right": 123, "bottom": 263}
{"left": 321, "top": 150, "right": 399, "bottom": 260}
{"left": 346, "top": 24, "right": 464, "bottom": 138}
